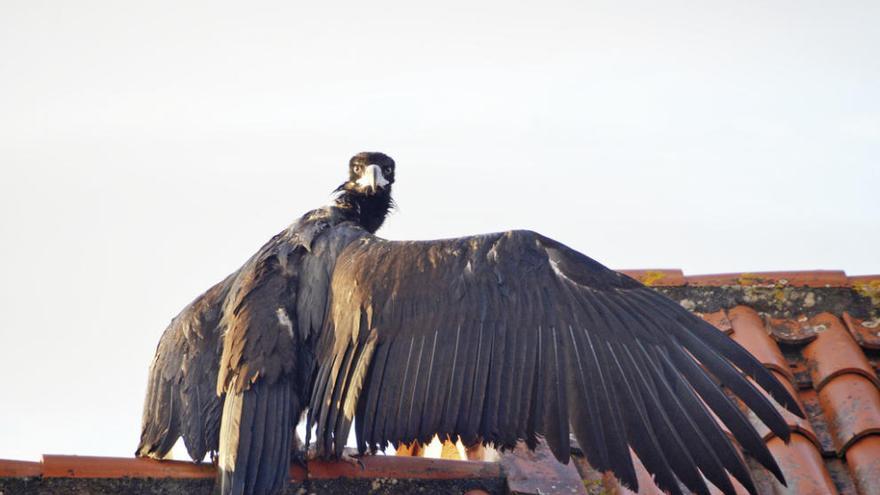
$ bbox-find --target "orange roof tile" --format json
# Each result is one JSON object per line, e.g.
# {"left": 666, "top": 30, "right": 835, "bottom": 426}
{"left": 802, "top": 313, "right": 880, "bottom": 390}
{"left": 0, "top": 459, "right": 41, "bottom": 478}
{"left": 844, "top": 434, "right": 880, "bottom": 495}
{"left": 746, "top": 370, "right": 818, "bottom": 447}
{"left": 728, "top": 306, "right": 794, "bottom": 381}
{"left": 685, "top": 271, "right": 849, "bottom": 287}
{"left": 619, "top": 269, "right": 686, "bottom": 286}
{"left": 40, "top": 455, "right": 214, "bottom": 479}
{"left": 699, "top": 309, "right": 733, "bottom": 334}
{"left": 571, "top": 270, "right": 880, "bottom": 494}
{"left": 766, "top": 315, "right": 820, "bottom": 344}
{"left": 843, "top": 312, "right": 880, "bottom": 349}
{"left": 765, "top": 434, "right": 839, "bottom": 494}
{"left": 818, "top": 376, "right": 880, "bottom": 454}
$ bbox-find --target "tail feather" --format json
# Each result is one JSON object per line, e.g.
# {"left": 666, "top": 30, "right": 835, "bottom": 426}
{"left": 218, "top": 378, "right": 294, "bottom": 495}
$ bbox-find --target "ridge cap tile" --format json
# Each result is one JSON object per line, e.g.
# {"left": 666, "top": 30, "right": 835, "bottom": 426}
{"left": 618, "top": 269, "right": 686, "bottom": 286}
{"left": 849, "top": 274, "right": 880, "bottom": 284}
{"left": 685, "top": 271, "right": 849, "bottom": 288}
{"left": 41, "top": 455, "right": 215, "bottom": 479}
{"left": 0, "top": 458, "right": 41, "bottom": 478}
{"left": 34, "top": 454, "right": 501, "bottom": 482}
{"left": 802, "top": 313, "right": 880, "bottom": 391}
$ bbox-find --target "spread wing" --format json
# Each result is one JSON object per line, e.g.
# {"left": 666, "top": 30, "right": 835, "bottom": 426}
{"left": 308, "top": 230, "right": 803, "bottom": 495}
{"left": 137, "top": 275, "right": 232, "bottom": 461}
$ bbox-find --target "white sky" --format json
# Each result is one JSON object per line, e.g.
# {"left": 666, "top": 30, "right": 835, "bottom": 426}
{"left": 1, "top": 1, "right": 877, "bottom": 462}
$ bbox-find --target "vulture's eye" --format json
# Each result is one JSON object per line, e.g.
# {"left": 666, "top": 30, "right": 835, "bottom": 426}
{"left": 353, "top": 165, "right": 362, "bottom": 173}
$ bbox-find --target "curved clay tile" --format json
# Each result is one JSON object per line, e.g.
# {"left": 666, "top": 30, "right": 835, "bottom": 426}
{"left": 844, "top": 434, "right": 880, "bottom": 495}
{"left": 728, "top": 306, "right": 793, "bottom": 381}
{"left": 842, "top": 312, "right": 880, "bottom": 350}
{"left": 766, "top": 433, "right": 838, "bottom": 495}
{"left": 802, "top": 313, "right": 880, "bottom": 391}
{"left": 818, "top": 375, "right": 880, "bottom": 454}
{"left": 746, "top": 370, "right": 819, "bottom": 448}
{"left": 766, "top": 315, "right": 819, "bottom": 345}
{"left": 699, "top": 309, "right": 733, "bottom": 335}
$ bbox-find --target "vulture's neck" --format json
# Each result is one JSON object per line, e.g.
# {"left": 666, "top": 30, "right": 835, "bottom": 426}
{"left": 334, "top": 188, "right": 393, "bottom": 234}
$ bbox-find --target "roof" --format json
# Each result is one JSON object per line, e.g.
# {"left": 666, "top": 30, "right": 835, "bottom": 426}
{"left": 581, "top": 269, "right": 880, "bottom": 495}
{"left": 2, "top": 270, "right": 878, "bottom": 495}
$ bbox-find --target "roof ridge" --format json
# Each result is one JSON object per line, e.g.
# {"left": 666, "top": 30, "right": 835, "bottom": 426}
{"left": 618, "top": 269, "right": 880, "bottom": 287}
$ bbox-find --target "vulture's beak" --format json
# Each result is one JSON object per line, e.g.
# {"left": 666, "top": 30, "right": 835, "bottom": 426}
{"left": 356, "top": 165, "right": 389, "bottom": 193}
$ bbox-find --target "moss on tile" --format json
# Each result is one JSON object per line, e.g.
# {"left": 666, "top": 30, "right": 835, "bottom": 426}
{"left": 654, "top": 286, "right": 878, "bottom": 319}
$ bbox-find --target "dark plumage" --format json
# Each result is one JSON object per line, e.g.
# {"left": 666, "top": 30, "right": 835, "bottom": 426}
{"left": 137, "top": 152, "right": 801, "bottom": 495}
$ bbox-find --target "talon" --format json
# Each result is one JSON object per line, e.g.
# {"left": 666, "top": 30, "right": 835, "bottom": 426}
{"left": 340, "top": 448, "right": 367, "bottom": 470}
{"left": 292, "top": 441, "right": 319, "bottom": 467}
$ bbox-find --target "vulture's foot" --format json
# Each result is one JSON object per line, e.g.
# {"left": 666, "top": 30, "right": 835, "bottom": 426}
{"left": 339, "top": 447, "right": 366, "bottom": 471}
{"left": 291, "top": 444, "right": 317, "bottom": 467}
{"left": 290, "top": 443, "right": 365, "bottom": 471}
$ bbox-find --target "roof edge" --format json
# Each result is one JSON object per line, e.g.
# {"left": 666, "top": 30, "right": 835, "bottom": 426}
{"left": 618, "top": 269, "right": 879, "bottom": 288}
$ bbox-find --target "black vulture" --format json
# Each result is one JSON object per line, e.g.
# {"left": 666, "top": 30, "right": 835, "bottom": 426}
{"left": 137, "top": 152, "right": 800, "bottom": 495}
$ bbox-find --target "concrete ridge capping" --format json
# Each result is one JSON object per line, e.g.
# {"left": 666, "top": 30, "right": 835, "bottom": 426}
{"left": 618, "top": 269, "right": 879, "bottom": 287}
{"left": 0, "top": 455, "right": 501, "bottom": 482}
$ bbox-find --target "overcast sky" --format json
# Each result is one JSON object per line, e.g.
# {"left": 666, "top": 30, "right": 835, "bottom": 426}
{"left": 1, "top": 1, "right": 878, "bottom": 462}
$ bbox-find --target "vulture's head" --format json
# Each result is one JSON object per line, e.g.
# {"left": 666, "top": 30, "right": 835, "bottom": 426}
{"left": 342, "top": 152, "right": 395, "bottom": 196}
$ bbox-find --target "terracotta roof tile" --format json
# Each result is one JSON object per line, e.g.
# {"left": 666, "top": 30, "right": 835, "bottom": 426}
{"left": 686, "top": 271, "right": 849, "bottom": 287}
{"left": 727, "top": 306, "right": 794, "bottom": 381}
{"left": 817, "top": 375, "right": 880, "bottom": 454}
{"left": 621, "top": 456, "right": 668, "bottom": 495}
{"left": 40, "top": 455, "right": 214, "bottom": 479}
{"left": 844, "top": 434, "right": 880, "bottom": 495}
{"left": 499, "top": 442, "right": 586, "bottom": 495}
{"left": 843, "top": 312, "right": 880, "bottom": 350}
{"left": 0, "top": 459, "right": 41, "bottom": 478}
{"left": 802, "top": 313, "right": 880, "bottom": 391}
{"left": 707, "top": 477, "right": 751, "bottom": 495}
{"left": 746, "top": 370, "right": 819, "bottom": 447}
{"left": 765, "top": 433, "right": 838, "bottom": 495}
{"left": 766, "top": 315, "right": 820, "bottom": 344}
{"left": 618, "top": 269, "right": 686, "bottom": 286}
{"left": 824, "top": 458, "right": 859, "bottom": 495}
{"left": 699, "top": 309, "right": 733, "bottom": 334}
{"left": 798, "top": 388, "right": 836, "bottom": 456}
